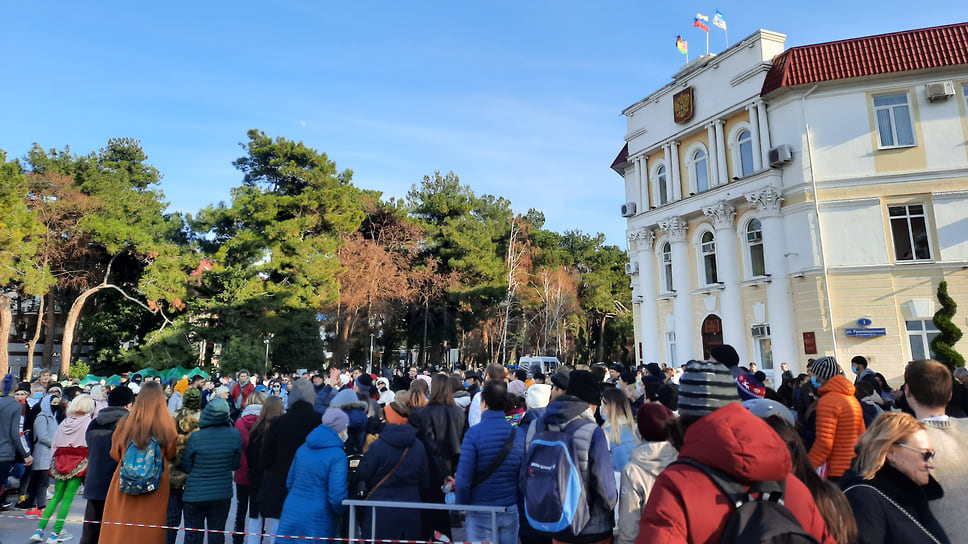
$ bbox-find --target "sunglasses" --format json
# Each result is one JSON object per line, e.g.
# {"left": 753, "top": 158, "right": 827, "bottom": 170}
{"left": 894, "top": 442, "right": 936, "bottom": 461}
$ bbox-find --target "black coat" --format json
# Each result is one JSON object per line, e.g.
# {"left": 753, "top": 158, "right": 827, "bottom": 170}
{"left": 409, "top": 403, "right": 465, "bottom": 483}
{"left": 83, "top": 406, "right": 128, "bottom": 501}
{"left": 258, "top": 401, "right": 321, "bottom": 518}
{"left": 355, "top": 424, "right": 429, "bottom": 540}
{"left": 842, "top": 465, "right": 950, "bottom": 544}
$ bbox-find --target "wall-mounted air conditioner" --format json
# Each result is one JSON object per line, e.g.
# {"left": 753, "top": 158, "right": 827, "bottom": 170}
{"left": 768, "top": 145, "right": 792, "bottom": 168}
{"left": 625, "top": 262, "right": 639, "bottom": 274}
{"left": 751, "top": 324, "right": 771, "bottom": 337}
{"left": 925, "top": 81, "right": 955, "bottom": 102}
{"left": 620, "top": 202, "right": 637, "bottom": 217}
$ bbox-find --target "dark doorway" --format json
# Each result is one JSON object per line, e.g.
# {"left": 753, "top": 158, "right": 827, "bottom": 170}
{"left": 701, "top": 314, "right": 723, "bottom": 359}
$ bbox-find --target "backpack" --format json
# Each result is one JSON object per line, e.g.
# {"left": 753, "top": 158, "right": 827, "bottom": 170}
{"left": 676, "top": 458, "right": 820, "bottom": 544}
{"left": 522, "top": 417, "right": 596, "bottom": 535}
{"left": 118, "top": 437, "right": 164, "bottom": 495}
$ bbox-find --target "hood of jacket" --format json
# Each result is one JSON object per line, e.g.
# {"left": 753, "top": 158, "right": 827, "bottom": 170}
{"left": 305, "top": 422, "right": 346, "bottom": 449}
{"left": 40, "top": 394, "right": 58, "bottom": 418}
{"left": 378, "top": 422, "right": 418, "bottom": 448}
{"left": 819, "top": 374, "right": 855, "bottom": 397}
{"left": 199, "top": 398, "right": 232, "bottom": 428}
{"left": 290, "top": 378, "right": 316, "bottom": 407}
{"left": 679, "top": 402, "right": 792, "bottom": 484}
{"left": 240, "top": 403, "right": 262, "bottom": 419}
{"left": 629, "top": 440, "right": 679, "bottom": 473}
{"left": 330, "top": 388, "right": 368, "bottom": 410}
{"left": 543, "top": 394, "right": 593, "bottom": 427}
{"left": 51, "top": 413, "right": 94, "bottom": 449}
{"left": 94, "top": 405, "right": 128, "bottom": 426}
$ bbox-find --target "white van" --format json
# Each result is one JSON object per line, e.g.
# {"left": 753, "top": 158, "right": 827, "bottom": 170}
{"left": 517, "top": 356, "right": 561, "bottom": 377}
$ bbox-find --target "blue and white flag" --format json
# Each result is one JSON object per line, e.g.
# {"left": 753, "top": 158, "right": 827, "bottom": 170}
{"left": 712, "top": 10, "right": 727, "bottom": 31}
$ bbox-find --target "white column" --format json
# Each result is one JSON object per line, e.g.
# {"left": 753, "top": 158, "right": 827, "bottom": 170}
{"left": 706, "top": 123, "right": 719, "bottom": 187}
{"left": 660, "top": 216, "right": 696, "bottom": 362}
{"left": 757, "top": 100, "right": 772, "bottom": 167}
{"left": 638, "top": 156, "right": 649, "bottom": 209}
{"left": 702, "top": 201, "right": 748, "bottom": 363}
{"left": 634, "top": 228, "right": 661, "bottom": 364}
{"left": 745, "top": 186, "right": 797, "bottom": 370}
{"left": 669, "top": 141, "right": 682, "bottom": 201}
{"left": 748, "top": 104, "right": 763, "bottom": 171}
{"left": 715, "top": 120, "right": 728, "bottom": 185}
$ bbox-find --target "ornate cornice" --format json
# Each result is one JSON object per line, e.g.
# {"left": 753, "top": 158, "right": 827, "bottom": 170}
{"left": 745, "top": 185, "right": 783, "bottom": 216}
{"left": 629, "top": 228, "right": 656, "bottom": 249}
{"left": 702, "top": 201, "right": 737, "bottom": 230}
{"left": 658, "top": 216, "right": 688, "bottom": 243}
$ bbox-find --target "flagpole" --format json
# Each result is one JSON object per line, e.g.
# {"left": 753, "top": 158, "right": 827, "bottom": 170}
{"left": 706, "top": 30, "right": 709, "bottom": 55}
{"left": 725, "top": 28, "right": 729, "bottom": 47}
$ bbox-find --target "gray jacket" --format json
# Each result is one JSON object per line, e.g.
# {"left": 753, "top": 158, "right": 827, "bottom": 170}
{"left": 32, "top": 395, "right": 59, "bottom": 470}
{"left": 0, "top": 396, "right": 29, "bottom": 461}
{"left": 617, "top": 441, "right": 678, "bottom": 544}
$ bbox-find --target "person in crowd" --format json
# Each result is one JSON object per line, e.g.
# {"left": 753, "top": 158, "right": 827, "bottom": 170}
{"left": 468, "top": 363, "right": 508, "bottom": 427}
{"left": 851, "top": 356, "right": 883, "bottom": 397}
{"left": 355, "top": 401, "right": 429, "bottom": 541}
{"left": 231, "top": 391, "right": 264, "bottom": 544}
{"left": 410, "top": 373, "right": 466, "bottom": 540}
{"left": 405, "top": 376, "right": 429, "bottom": 409}
{"left": 709, "top": 344, "right": 743, "bottom": 378}
{"left": 181, "top": 397, "right": 242, "bottom": 544}
{"left": 601, "top": 387, "right": 639, "bottom": 475}
{"left": 841, "top": 412, "right": 949, "bottom": 544}
{"left": 854, "top": 381, "right": 883, "bottom": 428}
{"left": 455, "top": 381, "right": 524, "bottom": 544}
{"left": 637, "top": 361, "right": 834, "bottom": 543}
{"left": 230, "top": 369, "right": 255, "bottom": 414}
{"left": 528, "top": 369, "right": 616, "bottom": 544}
{"left": 463, "top": 370, "right": 482, "bottom": 399}
{"left": 616, "top": 403, "right": 676, "bottom": 544}
{"left": 781, "top": 361, "right": 795, "bottom": 381}
{"left": 79, "top": 385, "right": 133, "bottom": 544}
{"left": 30, "top": 394, "right": 95, "bottom": 544}
{"left": 749, "top": 400, "right": 858, "bottom": 544}
{"left": 167, "top": 388, "right": 202, "bottom": 544}
{"left": 25, "top": 389, "right": 60, "bottom": 517}
{"left": 275, "top": 409, "right": 349, "bottom": 544}
{"left": 1, "top": 374, "right": 33, "bottom": 509}
{"left": 266, "top": 379, "right": 287, "bottom": 409}
{"left": 375, "top": 377, "right": 395, "bottom": 406}
{"left": 505, "top": 379, "right": 527, "bottom": 425}
{"left": 329, "top": 387, "right": 370, "bottom": 455}
{"left": 808, "top": 356, "right": 865, "bottom": 482}
{"left": 169, "top": 376, "right": 189, "bottom": 415}
{"left": 99, "top": 382, "right": 178, "bottom": 544}
{"left": 902, "top": 359, "right": 968, "bottom": 537}
{"left": 618, "top": 371, "right": 641, "bottom": 406}
{"left": 258, "top": 378, "right": 320, "bottom": 543}
{"left": 246, "top": 396, "right": 284, "bottom": 544}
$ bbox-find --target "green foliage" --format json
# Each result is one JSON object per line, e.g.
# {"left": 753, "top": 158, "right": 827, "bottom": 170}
{"left": 124, "top": 322, "right": 198, "bottom": 371}
{"left": 217, "top": 335, "right": 266, "bottom": 377}
{"left": 0, "top": 150, "right": 44, "bottom": 287}
{"left": 68, "top": 361, "right": 89, "bottom": 380}
{"left": 931, "top": 280, "right": 964, "bottom": 369}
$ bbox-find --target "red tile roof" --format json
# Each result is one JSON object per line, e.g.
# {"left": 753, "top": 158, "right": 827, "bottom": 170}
{"left": 762, "top": 22, "right": 968, "bottom": 95}
{"left": 610, "top": 143, "right": 629, "bottom": 175}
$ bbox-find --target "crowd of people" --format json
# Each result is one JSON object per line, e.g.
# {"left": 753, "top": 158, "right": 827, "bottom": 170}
{"left": 1, "top": 350, "right": 966, "bottom": 544}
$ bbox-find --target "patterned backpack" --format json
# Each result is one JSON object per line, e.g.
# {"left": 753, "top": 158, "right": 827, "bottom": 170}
{"left": 119, "top": 437, "right": 164, "bottom": 494}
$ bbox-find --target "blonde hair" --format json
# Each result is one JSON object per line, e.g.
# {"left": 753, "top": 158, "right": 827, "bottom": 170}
{"left": 67, "top": 394, "right": 95, "bottom": 417}
{"left": 602, "top": 388, "right": 638, "bottom": 445}
{"left": 246, "top": 391, "right": 267, "bottom": 406}
{"left": 854, "top": 411, "right": 925, "bottom": 480}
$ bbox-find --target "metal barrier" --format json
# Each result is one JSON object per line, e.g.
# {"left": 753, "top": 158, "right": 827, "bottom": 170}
{"left": 342, "top": 499, "right": 510, "bottom": 543}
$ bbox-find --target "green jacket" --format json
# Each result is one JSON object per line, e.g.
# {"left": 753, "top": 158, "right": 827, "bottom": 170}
{"left": 182, "top": 398, "right": 242, "bottom": 502}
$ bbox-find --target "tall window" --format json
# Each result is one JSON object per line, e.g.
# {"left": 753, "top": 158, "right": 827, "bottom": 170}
{"left": 873, "top": 93, "right": 915, "bottom": 148}
{"left": 661, "top": 242, "right": 673, "bottom": 292}
{"left": 907, "top": 320, "right": 939, "bottom": 360}
{"left": 690, "top": 148, "right": 710, "bottom": 193}
{"left": 747, "top": 219, "right": 766, "bottom": 277}
{"left": 889, "top": 204, "right": 931, "bottom": 261}
{"left": 700, "top": 231, "right": 718, "bottom": 284}
{"left": 736, "top": 129, "right": 754, "bottom": 177}
{"left": 665, "top": 331, "right": 677, "bottom": 367}
{"left": 657, "top": 165, "right": 669, "bottom": 206}
{"left": 752, "top": 325, "right": 774, "bottom": 371}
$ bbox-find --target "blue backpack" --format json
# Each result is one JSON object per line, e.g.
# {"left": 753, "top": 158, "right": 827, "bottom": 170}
{"left": 523, "top": 417, "right": 595, "bottom": 535}
{"left": 118, "top": 437, "right": 164, "bottom": 495}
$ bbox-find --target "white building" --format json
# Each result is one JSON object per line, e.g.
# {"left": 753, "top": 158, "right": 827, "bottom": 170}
{"left": 613, "top": 23, "right": 968, "bottom": 382}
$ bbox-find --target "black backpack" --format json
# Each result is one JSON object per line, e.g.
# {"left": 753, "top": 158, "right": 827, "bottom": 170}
{"left": 676, "top": 458, "right": 820, "bottom": 544}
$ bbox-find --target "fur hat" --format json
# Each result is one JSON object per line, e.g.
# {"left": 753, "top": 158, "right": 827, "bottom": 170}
{"left": 637, "top": 402, "right": 673, "bottom": 442}
{"left": 183, "top": 388, "right": 202, "bottom": 411}
{"left": 107, "top": 385, "right": 135, "bottom": 407}
{"left": 565, "top": 370, "right": 601, "bottom": 406}
{"left": 709, "top": 344, "right": 740, "bottom": 368}
{"left": 322, "top": 408, "right": 349, "bottom": 434}
{"left": 678, "top": 360, "right": 738, "bottom": 417}
{"left": 811, "top": 356, "right": 841, "bottom": 381}
{"left": 526, "top": 383, "right": 552, "bottom": 409}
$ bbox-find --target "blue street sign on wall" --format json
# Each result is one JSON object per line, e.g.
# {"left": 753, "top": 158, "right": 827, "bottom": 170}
{"left": 845, "top": 328, "right": 886, "bottom": 338}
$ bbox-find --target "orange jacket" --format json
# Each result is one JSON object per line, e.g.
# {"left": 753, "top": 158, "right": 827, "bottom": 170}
{"left": 808, "top": 374, "right": 865, "bottom": 478}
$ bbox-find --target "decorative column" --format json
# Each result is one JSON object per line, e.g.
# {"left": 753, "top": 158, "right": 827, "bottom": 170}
{"left": 745, "top": 185, "right": 797, "bottom": 370}
{"left": 714, "top": 120, "right": 728, "bottom": 185}
{"left": 702, "top": 201, "right": 748, "bottom": 363}
{"left": 747, "top": 103, "right": 763, "bottom": 171}
{"left": 632, "top": 228, "right": 660, "bottom": 364}
{"left": 659, "top": 216, "right": 696, "bottom": 362}
{"left": 637, "top": 155, "right": 649, "bottom": 209}
{"left": 706, "top": 123, "right": 719, "bottom": 187}
{"left": 669, "top": 141, "right": 682, "bottom": 201}
{"left": 756, "top": 100, "right": 772, "bottom": 167}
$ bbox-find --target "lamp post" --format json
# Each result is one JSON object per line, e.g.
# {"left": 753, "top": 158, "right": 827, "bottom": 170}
{"left": 263, "top": 333, "right": 274, "bottom": 374}
{"left": 368, "top": 333, "right": 374, "bottom": 374}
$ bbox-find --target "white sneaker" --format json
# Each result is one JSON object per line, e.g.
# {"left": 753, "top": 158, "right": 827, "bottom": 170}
{"left": 46, "top": 532, "right": 72, "bottom": 543}
{"left": 30, "top": 531, "right": 44, "bottom": 543}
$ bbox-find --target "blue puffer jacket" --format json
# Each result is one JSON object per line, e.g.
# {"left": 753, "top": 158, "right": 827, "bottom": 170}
{"left": 182, "top": 398, "right": 242, "bottom": 502}
{"left": 276, "top": 424, "right": 348, "bottom": 543}
{"left": 455, "top": 409, "right": 524, "bottom": 506}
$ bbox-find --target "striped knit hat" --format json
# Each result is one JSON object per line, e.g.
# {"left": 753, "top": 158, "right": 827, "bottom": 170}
{"left": 811, "top": 356, "right": 841, "bottom": 381}
{"left": 678, "top": 360, "right": 739, "bottom": 417}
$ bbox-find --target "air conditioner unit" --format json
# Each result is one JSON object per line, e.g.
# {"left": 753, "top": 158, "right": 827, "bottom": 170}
{"left": 768, "top": 145, "right": 792, "bottom": 167}
{"left": 620, "top": 202, "right": 637, "bottom": 217}
{"left": 925, "top": 81, "right": 955, "bottom": 102}
{"left": 751, "top": 324, "right": 771, "bottom": 337}
{"left": 625, "top": 261, "right": 639, "bottom": 274}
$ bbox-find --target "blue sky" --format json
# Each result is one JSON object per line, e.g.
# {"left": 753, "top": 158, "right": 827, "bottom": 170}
{"left": 2, "top": 2, "right": 965, "bottom": 247}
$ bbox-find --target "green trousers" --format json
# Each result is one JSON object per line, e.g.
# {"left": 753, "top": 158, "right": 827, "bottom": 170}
{"left": 38, "top": 476, "right": 82, "bottom": 534}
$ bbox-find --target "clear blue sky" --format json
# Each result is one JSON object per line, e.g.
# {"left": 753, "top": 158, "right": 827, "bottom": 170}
{"left": 2, "top": 2, "right": 965, "bottom": 247}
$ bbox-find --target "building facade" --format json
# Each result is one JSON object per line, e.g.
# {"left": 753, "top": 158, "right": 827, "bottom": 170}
{"left": 613, "top": 23, "right": 968, "bottom": 382}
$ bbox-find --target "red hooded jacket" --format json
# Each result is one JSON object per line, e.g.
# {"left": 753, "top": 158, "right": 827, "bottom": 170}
{"left": 636, "top": 402, "right": 835, "bottom": 544}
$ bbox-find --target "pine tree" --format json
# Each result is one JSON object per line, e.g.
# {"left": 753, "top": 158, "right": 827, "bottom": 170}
{"left": 931, "top": 280, "right": 965, "bottom": 370}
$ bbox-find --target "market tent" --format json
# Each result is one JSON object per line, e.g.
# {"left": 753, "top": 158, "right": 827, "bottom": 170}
{"left": 105, "top": 374, "right": 123, "bottom": 386}
{"left": 188, "top": 367, "right": 210, "bottom": 379}
{"left": 79, "top": 374, "right": 101, "bottom": 386}
{"left": 135, "top": 368, "right": 161, "bottom": 377}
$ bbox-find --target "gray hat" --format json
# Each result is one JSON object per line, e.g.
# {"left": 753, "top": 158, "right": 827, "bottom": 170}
{"left": 811, "top": 356, "right": 841, "bottom": 382}
{"left": 678, "top": 360, "right": 738, "bottom": 417}
{"left": 743, "top": 398, "right": 795, "bottom": 426}
{"left": 289, "top": 378, "right": 316, "bottom": 406}
{"left": 321, "top": 408, "right": 349, "bottom": 434}
{"left": 550, "top": 367, "right": 571, "bottom": 390}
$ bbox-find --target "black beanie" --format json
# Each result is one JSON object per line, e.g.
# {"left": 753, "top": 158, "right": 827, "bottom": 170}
{"left": 565, "top": 370, "right": 601, "bottom": 406}
{"left": 107, "top": 385, "right": 135, "bottom": 407}
{"left": 709, "top": 344, "right": 740, "bottom": 368}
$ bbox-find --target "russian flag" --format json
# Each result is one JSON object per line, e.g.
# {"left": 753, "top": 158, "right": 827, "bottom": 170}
{"left": 694, "top": 13, "right": 709, "bottom": 32}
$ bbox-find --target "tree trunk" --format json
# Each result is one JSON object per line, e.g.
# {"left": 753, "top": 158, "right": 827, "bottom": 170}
{"left": 597, "top": 314, "right": 607, "bottom": 363}
{"left": 26, "top": 291, "right": 46, "bottom": 379}
{"left": 60, "top": 284, "right": 109, "bottom": 376}
{"left": 42, "top": 294, "right": 55, "bottom": 369}
{"left": 0, "top": 296, "right": 11, "bottom": 376}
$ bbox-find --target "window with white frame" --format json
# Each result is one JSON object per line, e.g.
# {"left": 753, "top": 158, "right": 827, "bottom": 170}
{"left": 888, "top": 204, "right": 932, "bottom": 261}
{"left": 660, "top": 242, "right": 674, "bottom": 292}
{"left": 655, "top": 164, "right": 669, "bottom": 206}
{"left": 699, "top": 230, "right": 718, "bottom": 285}
{"left": 752, "top": 325, "right": 773, "bottom": 371}
{"left": 665, "top": 331, "right": 677, "bottom": 367}
{"left": 746, "top": 218, "right": 766, "bottom": 277}
{"left": 735, "top": 129, "right": 755, "bottom": 177}
{"left": 873, "top": 93, "right": 915, "bottom": 148}
{"left": 907, "top": 319, "right": 939, "bottom": 360}
{"left": 688, "top": 147, "right": 710, "bottom": 193}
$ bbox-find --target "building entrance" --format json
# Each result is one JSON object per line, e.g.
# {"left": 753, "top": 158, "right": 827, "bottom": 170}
{"left": 701, "top": 314, "right": 723, "bottom": 359}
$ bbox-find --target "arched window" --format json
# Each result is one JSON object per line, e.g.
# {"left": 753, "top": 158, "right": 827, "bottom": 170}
{"left": 736, "top": 129, "right": 754, "bottom": 177}
{"left": 657, "top": 165, "right": 669, "bottom": 206}
{"left": 661, "top": 242, "right": 673, "bottom": 292}
{"left": 689, "top": 148, "right": 710, "bottom": 193}
{"left": 746, "top": 219, "right": 766, "bottom": 277}
{"left": 700, "top": 230, "right": 718, "bottom": 285}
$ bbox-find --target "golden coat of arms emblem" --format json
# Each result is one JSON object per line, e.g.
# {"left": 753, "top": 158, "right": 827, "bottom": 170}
{"left": 673, "top": 87, "right": 694, "bottom": 123}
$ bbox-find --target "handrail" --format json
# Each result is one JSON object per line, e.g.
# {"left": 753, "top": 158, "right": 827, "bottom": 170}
{"left": 341, "top": 500, "right": 511, "bottom": 543}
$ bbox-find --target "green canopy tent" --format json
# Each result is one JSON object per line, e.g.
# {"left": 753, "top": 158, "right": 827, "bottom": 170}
{"left": 79, "top": 374, "right": 101, "bottom": 386}
{"left": 188, "top": 367, "right": 210, "bottom": 379}
{"left": 164, "top": 366, "right": 190, "bottom": 382}
{"left": 134, "top": 368, "right": 161, "bottom": 378}
{"left": 105, "top": 374, "right": 123, "bottom": 386}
